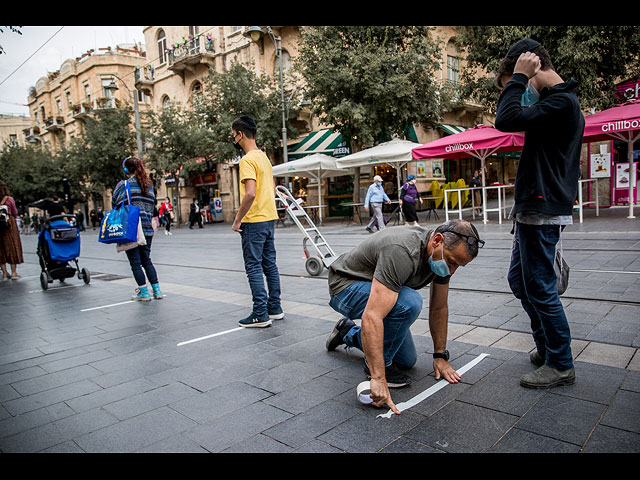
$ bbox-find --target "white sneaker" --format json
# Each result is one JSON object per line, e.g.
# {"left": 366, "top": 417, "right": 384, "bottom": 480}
{"left": 164, "top": 231, "right": 168, "bottom": 235}
{"left": 168, "top": 231, "right": 172, "bottom": 235}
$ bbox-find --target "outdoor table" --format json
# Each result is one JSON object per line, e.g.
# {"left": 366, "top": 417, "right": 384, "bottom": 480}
{"left": 302, "top": 205, "right": 328, "bottom": 225}
{"left": 340, "top": 202, "right": 365, "bottom": 225}
{"left": 421, "top": 194, "right": 443, "bottom": 220}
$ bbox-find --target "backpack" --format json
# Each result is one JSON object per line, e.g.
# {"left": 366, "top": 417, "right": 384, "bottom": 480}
{"left": 0, "top": 197, "right": 10, "bottom": 231}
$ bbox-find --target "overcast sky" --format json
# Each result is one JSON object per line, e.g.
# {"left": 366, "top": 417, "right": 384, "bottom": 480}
{"left": 0, "top": 26, "right": 146, "bottom": 116}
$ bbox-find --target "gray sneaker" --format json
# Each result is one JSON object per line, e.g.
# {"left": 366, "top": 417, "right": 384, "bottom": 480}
{"left": 520, "top": 364, "right": 575, "bottom": 389}
{"left": 326, "top": 317, "right": 356, "bottom": 351}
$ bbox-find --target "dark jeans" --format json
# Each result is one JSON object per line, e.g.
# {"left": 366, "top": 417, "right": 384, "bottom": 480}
{"left": 508, "top": 222, "right": 573, "bottom": 370}
{"left": 240, "top": 220, "right": 281, "bottom": 317}
{"left": 125, "top": 235, "right": 158, "bottom": 287}
{"left": 329, "top": 280, "right": 422, "bottom": 368}
{"left": 164, "top": 213, "right": 171, "bottom": 232}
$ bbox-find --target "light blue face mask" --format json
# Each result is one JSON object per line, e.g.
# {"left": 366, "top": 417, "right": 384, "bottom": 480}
{"left": 521, "top": 83, "right": 540, "bottom": 107}
{"left": 429, "top": 240, "right": 451, "bottom": 277}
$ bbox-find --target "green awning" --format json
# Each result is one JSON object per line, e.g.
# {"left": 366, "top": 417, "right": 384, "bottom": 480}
{"left": 288, "top": 129, "right": 350, "bottom": 159}
{"left": 438, "top": 124, "right": 469, "bottom": 135}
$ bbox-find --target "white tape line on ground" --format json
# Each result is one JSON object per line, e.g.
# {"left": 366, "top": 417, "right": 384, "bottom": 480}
{"left": 376, "top": 353, "right": 490, "bottom": 419}
{"left": 177, "top": 327, "right": 244, "bottom": 346}
{"left": 81, "top": 300, "right": 134, "bottom": 311}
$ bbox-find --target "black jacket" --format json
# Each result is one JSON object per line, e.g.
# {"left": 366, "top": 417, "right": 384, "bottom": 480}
{"left": 495, "top": 73, "right": 584, "bottom": 216}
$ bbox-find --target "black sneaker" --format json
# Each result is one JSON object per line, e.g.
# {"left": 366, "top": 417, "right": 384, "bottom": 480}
{"left": 238, "top": 313, "right": 272, "bottom": 328}
{"left": 326, "top": 317, "right": 356, "bottom": 351}
{"left": 363, "top": 359, "right": 411, "bottom": 388}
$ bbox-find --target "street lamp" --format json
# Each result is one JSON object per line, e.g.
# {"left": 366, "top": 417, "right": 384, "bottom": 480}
{"left": 104, "top": 76, "right": 143, "bottom": 160}
{"left": 244, "top": 26, "right": 289, "bottom": 164}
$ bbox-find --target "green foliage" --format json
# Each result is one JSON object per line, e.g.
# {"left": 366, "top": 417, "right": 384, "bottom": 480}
{"left": 72, "top": 106, "right": 137, "bottom": 191}
{"left": 197, "top": 61, "right": 297, "bottom": 163}
{"left": 297, "top": 26, "right": 445, "bottom": 150}
{"left": 456, "top": 26, "right": 640, "bottom": 112}
{"left": 144, "top": 102, "right": 214, "bottom": 179}
{"left": 0, "top": 144, "right": 67, "bottom": 208}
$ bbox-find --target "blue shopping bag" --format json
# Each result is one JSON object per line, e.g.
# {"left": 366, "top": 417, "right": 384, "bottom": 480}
{"left": 98, "top": 180, "right": 140, "bottom": 244}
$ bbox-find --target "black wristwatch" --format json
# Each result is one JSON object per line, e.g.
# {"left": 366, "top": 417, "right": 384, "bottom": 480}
{"left": 433, "top": 350, "right": 450, "bottom": 361}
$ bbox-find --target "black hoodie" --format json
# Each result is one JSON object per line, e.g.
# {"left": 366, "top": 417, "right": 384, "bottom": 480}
{"left": 495, "top": 73, "right": 584, "bottom": 216}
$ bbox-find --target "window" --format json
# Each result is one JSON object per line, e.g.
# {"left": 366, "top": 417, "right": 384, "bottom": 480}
{"left": 447, "top": 55, "right": 460, "bottom": 84}
{"left": 190, "top": 81, "right": 203, "bottom": 106}
{"left": 189, "top": 26, "right": 198, "bottom": 37}
{"left": 161, "top": 95, "right": 171, "bottom": 109}
{"left": 157, "top": 29, "right": 167, "bottom": 65}
{"left": 9, "top": 134, "right": 17, "bottom": 147}
{"left": 56, "top": 98, "right": 62, "bottom": 114}
{"left": 84, "top": 84, "right": 91, "bottom": 104}
{"left": 102, "top": 78, "right": 115, "bottom": 99}
{"left": 66, "top": 91, "right": 72, "bottom": 108}
{"left": 231, "top": 26, "right": 242, "bottom": 33}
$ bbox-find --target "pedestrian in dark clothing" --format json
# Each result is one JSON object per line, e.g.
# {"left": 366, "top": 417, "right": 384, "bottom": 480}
{"left": 76, "top": 210, "right": 85, "bottom": 231}
{"left": 189, "top": 198, "right": 203, "bottom": 229}
{"left": 495, "top": 38, "right": 584, "bottom": 390}
{"left": 470, "top": 170, "right": 482, "bottom": 215}
{"left": 90, "top": 210, "right": 97, "bottom": 230}
{"left": 399, "top": 174, "right": 422, "bottom": 226}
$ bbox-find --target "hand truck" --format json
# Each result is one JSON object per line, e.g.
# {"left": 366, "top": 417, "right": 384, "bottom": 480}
{"left": 275, "top": 185, "right": 337, "bottom": 276}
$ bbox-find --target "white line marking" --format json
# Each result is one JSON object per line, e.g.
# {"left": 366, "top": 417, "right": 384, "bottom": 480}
{"left": 177, "top": 327, "right": 244, "bottom": 346}
{"left": 81, "top": 300, "right": 134, "bottom": 311}
{"left": 574, "top": 269, "right": 640, "bottom": 275}
{"left": 377, "top": 353, "right": 490, "bottom": 419}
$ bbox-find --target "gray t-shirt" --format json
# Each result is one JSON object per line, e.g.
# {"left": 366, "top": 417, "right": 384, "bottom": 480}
{"left": 328, "top": 226, "right": 450, "bottom": 297}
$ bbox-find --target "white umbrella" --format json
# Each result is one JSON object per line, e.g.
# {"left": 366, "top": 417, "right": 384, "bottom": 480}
{"left": 272, "top": 153, "right": 350, "bottom": 224}
{"left": 335, "top": 138, "right": 422, "bottom": 221}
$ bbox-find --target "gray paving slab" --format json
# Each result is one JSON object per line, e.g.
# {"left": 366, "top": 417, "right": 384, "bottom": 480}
{"left": 1, "top": 206, "right": 640, "bottom": 453}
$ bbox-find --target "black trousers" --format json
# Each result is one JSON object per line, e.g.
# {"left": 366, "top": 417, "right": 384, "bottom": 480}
{"left": 402, "top": 201, "right": 418, "bottom": 222}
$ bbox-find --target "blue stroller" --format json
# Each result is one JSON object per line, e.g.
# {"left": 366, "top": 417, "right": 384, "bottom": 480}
{"left": 37, "top": 214, "right": 90, "bottom": 290}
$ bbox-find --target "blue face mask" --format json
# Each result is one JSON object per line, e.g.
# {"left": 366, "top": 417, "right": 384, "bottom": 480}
{"left": 521, "top": 83, "right": 540, "bottom": 107}
{"left": 429, "top": 240, "right": 451, "bottom": 277}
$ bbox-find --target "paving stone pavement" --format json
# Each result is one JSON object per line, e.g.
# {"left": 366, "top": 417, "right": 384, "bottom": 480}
{"left": 1, "top": 205, "right": 639, "bottom": 453}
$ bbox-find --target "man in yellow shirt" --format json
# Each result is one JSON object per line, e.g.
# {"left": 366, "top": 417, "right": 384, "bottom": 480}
{"left": 231, "top": 116, "right": 283, "bottom": 328}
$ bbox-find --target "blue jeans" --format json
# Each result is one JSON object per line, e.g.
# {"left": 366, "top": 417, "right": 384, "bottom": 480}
{"left": 508, "top": 222, "right": 573, "bottom": 370}
{"left": 329, "top": 280, "right": 422, "bottom": 368}
{"left": 240, "top": 220, "right": 281, "bottom": 318}
{"left": 125, "top": 235, "right": 158, "bottom": 286}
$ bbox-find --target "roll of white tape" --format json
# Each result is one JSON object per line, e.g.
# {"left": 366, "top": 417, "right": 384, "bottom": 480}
{"left": 356, "top": 381, "right": 373, "bottom": 405}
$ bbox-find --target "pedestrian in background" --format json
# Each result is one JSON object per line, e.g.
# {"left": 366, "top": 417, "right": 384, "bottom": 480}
{"left": 495, "top": 38, "right": 583, "bottom": 389}
{"left": 90, "top": 209, "right": 97, "bottom": 230}
{"left": 0, "top": 181, "right": 24, "bottom": 280}
{"left": 364, "top": 175, "right": 391, "bottom": 233}
{"left": 158, "top": 197, "right": 173, "bottom": 236}
{"left": 231, "top": 116, "right": 283, "bottom": 328}
{"left": 112, "top": 157, "right": 163, "bottom": 301}
{"left": 76, "top": 209, "right": 86, "bottom": 231}
{"left": 399, "top": 174, "right": 422, "bottom": 226}
{"left": 470, "top": 170, "right": 482, "bottom": 216}
{"left": 189, "top": 198, "right": 203, "bottom": 229}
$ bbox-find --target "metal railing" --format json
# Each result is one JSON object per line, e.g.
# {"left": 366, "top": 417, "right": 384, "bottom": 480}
{"left": 444, "top": 184, "right": 514, "bottom": 224}
{"left": 577, "top": 178, "right": 600, "bottom": 223}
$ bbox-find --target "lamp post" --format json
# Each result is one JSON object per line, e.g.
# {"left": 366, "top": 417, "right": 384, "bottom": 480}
{"left": 244, "top": 26, "right": 288, "bottom": 164}
{"left": 104, "top": 75, "right": 143, "bottom": 160}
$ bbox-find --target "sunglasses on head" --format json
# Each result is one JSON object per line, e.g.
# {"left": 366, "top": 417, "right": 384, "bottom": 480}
{"left": 444, "top": 225, "right": 485, "bottom": 249}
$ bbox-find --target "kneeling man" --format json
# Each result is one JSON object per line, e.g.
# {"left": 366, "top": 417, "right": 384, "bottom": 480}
{"left": 326, "top": 219, "right": 483, "bottom": 414}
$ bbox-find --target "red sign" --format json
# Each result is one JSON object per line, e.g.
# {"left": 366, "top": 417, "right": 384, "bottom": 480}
{"left": 615, "top": 80, "right": 640, "bottom": 102}
{"left": 194, "top": 173, "right": 217, "bottom": 186}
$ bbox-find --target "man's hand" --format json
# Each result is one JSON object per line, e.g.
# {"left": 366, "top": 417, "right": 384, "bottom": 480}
{"left": 231, "top": 219, "right": 242, "bottom": 232}
{"left": 514, "top": 52, "right": 541, "bottom": 79}
{"left": 370, "top": 378, "right": 401, "bottom": 415}
{"left": 434, "top": 358, "right": 461, "bottom": 383}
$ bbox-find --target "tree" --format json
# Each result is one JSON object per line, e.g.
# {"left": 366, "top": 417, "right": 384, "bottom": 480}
{"left": 197, "top": 61, "right": 298, "bottom": 163}
{"left": 0, "top": 144, "right": 66, "bottom": 209}
{"left": 456, "top": 26, "right": 640, "bottom": 113}
{"left": 144, "top": 102, "right": 214, "bottom": 181}
{"left": 297, "top": 26, "right": 446, "bottom": 151}
{"left": 0, "top": 26, "right": 22, "bottom": 55}
{"left": 73, "top": 106, "right": 138, "bottom": 192}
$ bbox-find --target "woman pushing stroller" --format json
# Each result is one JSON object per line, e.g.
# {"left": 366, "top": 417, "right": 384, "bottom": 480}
{"left": 111, "top": 157, "right": 163, "bottom": 301}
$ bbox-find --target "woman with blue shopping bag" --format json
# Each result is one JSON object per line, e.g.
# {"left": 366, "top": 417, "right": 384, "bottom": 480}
{"left": 109, "top": 157, "right": 163, "bottom": 301}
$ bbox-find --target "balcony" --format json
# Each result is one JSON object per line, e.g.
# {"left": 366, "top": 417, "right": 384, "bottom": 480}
{"left": 44, "top": 116, "right": 65, "bottom": 132}
{"left": 167, "top": 35, "right": 216, "bottom": 78}
{"left": 72, "top": 103, "right": 93, "bottom": 119}
{"left": 23, "top": 126, "right": 41, "bottom": 143}
{"left": 135, "top": 65, "right": 155, "bottom": 93}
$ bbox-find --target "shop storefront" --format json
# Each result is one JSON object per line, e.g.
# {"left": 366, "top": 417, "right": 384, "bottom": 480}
{"left": 193, "top": 172, "right": 224, "bottom": 223}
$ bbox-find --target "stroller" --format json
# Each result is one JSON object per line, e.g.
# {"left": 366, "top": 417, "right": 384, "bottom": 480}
{"left": 37, "top": 214, "right": 90, "bottom": 290}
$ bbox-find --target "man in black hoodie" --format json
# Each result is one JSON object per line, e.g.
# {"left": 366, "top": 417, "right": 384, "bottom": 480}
{"left": 495, "top": 39, "right": 584, "bottom": 389}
